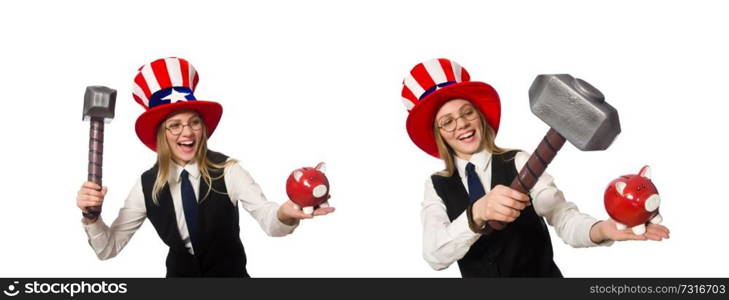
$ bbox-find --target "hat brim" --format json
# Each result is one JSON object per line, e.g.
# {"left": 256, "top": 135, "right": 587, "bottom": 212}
{"left": 406, "top": 81, "right": 501, "bottom": 158}
{"left": 135, "top": 100, "right": 223, "bottom": 152}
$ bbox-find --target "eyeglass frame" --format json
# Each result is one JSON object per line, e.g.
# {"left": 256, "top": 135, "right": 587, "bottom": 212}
{"left": 164, "top": 117, "right": 204, "bottom": 136}
{"left": 436, "top": 106, "right": 480, "bottom": 132}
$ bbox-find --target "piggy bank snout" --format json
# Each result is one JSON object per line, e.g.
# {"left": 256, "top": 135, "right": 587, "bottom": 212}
{"left": 644, "top": 194, "right": 660, "bottom": 212}
{"left": 313, "top": 184, "right": 328, "bottom": 198}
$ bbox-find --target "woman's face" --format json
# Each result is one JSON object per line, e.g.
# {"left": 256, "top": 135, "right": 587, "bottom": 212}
{"left": 435, "top": 99, "right": 483, "bottom": 160}
{"left": 163, "top": 110, "right": 203, "bottom": 166}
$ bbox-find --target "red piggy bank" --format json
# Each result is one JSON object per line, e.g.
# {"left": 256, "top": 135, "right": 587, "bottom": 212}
{"left": 604, "top": 165, "right": 662, "bottom": 235}
{"left": 286, "top": 162, "right": 330, "bottom": 214}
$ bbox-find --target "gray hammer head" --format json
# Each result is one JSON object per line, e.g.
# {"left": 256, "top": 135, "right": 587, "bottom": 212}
{"left": 529, "top": 74, "right": 620, "bottom": 151}
{"left": 83, "top": 86, "right": 117, "bottom": 122}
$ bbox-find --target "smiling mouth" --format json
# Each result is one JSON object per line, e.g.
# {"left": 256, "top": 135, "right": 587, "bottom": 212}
{"left": 458, "top": 130, "right": 475, "bottom": 141}
{"left": 177, "top": 140, "right": 196, "bottom": 152}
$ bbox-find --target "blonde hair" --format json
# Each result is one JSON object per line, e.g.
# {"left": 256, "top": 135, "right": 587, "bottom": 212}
{"left": 151, "top": 114, "right": 237, "bottom": 205}
{"left": 433, "top": 108, "right": 508, "bottom": 177}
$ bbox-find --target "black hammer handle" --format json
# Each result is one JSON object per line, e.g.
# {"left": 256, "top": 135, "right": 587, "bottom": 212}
{"left": 488, "top": 128, "right": 566, "bottom": 230}
{"left": 83, "top": 118, "right": 104, "bottom": 220}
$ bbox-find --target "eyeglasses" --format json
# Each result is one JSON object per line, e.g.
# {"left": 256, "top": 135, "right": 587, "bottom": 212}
{"left": 437, "top": 107, "right": 479, "bottom": 132}
{"left": 165, "top": 118, "right": 203, "bottom": 136}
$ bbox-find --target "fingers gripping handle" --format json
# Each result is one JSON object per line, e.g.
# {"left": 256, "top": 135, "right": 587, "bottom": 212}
{"left": 487, "top": 128, "right": 566, "bottom": 231}
{"left": 83, "top": 119, "right": 104, "bottom": 220}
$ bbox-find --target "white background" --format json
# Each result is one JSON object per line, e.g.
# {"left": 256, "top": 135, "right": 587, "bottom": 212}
{"left": 0, "top": 0, "right": 727, "bottom": 277}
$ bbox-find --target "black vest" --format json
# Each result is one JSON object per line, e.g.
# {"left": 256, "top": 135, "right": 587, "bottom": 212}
{"left": 141, "top": 151, "right": 249, "bottom": 277}
{"left": 431, "top": 150, "right": 562, "bottom": 277}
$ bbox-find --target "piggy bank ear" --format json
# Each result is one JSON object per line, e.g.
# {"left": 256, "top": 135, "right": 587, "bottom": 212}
{"left": 293, "top": 170, "right": 303, "bottom": 182}
{"left": 639, "top": 165, "right": 652, "bottom": 179}
{"left": 615, "top": 181, "right": 627, "bottom": 196}
{"left": 315, "top": 162, "right": 326, "bottom": 173}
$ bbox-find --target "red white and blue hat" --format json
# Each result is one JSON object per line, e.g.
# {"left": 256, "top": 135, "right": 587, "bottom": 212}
{"left": 402, "top": 58, "right": 501, "bottom": 158}
{"left": 133, "top": 57, "right": 223, "bottom": 151}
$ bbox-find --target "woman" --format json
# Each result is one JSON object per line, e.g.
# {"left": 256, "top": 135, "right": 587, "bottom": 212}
{"left": 401, "top": 58, "right": 669, "bottom": 277}
{"left": 76, "top": 57, "right": 334, "bottom": 277}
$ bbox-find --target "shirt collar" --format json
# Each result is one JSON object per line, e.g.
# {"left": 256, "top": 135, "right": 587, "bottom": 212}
{"left": 170, "top": 161, "right": 201, "bottom": 183}
{"left": 455, "top": 149, "right": 492, "bottom": 177}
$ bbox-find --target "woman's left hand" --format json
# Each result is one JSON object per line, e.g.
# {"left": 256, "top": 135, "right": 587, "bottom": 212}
{"left": 590, "top": 218, "right": 670, "bottom": 243}
{"left": 277, "top": 199, "right": 335, "bottom": 225}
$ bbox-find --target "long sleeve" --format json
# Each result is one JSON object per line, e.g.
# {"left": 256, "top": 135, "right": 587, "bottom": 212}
{"left": 81, "top": 177, "right": 147, "bottom": 260}
{"left": 225, "top": 162, "right": 298, "bottom": 237}
{"left": 421, "top": 178, "right": 481, "bottom": 271}
{"left": 514, "top": 151, "right": 612, "bottom": 248}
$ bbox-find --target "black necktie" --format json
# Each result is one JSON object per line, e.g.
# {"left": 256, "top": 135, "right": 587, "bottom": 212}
{"left": 180, "top": 170, "right": 199, "bottom": 251}
{"left": 466, "top": 162, "right": 485, "bottom": 203}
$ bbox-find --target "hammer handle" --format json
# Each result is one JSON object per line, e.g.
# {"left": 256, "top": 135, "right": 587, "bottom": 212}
{"left": 487, "top": 128, "right": 566, "bottom": 230}
{"left": 83, "top": 118, "right": 104, "bottom": 220}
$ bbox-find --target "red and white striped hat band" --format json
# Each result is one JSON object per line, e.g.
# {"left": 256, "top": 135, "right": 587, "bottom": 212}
{"left": 133, "top": 57, "right": 200, "bottom": 109}
{"left": 401, "top": 58, "right": 471, "bottom": 111}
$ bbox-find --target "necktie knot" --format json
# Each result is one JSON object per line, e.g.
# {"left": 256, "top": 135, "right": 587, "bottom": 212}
{"left": 181, "top": 169, "right": 189, "bottom": 180}
{"left": 466, "top": 162, "right": 477, "bottom": 174}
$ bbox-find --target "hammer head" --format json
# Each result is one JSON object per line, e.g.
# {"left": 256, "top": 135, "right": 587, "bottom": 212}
{"left": 83, "top": 86, "right": 117, "bottom": 122}
{"left": 529, "top": 74, "right": 620, "bottom": 151}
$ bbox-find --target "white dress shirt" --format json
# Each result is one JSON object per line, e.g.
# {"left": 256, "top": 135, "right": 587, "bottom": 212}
{"left": 421, "top": 150, "right": 611, "bottom": 271}
{"left": 82, "top": 159, "right": 298, "bottom": 260}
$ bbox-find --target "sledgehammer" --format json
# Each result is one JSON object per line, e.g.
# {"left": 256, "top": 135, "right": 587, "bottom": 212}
{"left": 487, "top": 75, "right": 621, "bottom": 231}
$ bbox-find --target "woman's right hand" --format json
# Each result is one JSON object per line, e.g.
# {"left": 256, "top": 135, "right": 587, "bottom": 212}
{"left": 77, "top": 181, "right": 107, "bottom": 224}
{"left": 471, "top": 185, "right": 530, "bottom": 226}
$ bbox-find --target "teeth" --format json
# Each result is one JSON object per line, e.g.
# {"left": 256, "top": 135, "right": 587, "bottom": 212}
{"left": 459, "top": 131, "right": 475, "bottom": 140}
{"left": 179, "top": 141, "right": 193, "bottom": 146}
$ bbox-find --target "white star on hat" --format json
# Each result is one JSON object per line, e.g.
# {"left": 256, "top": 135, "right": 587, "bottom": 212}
{"left": 161, "top": 88, "right": 190, "bottom": 102}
